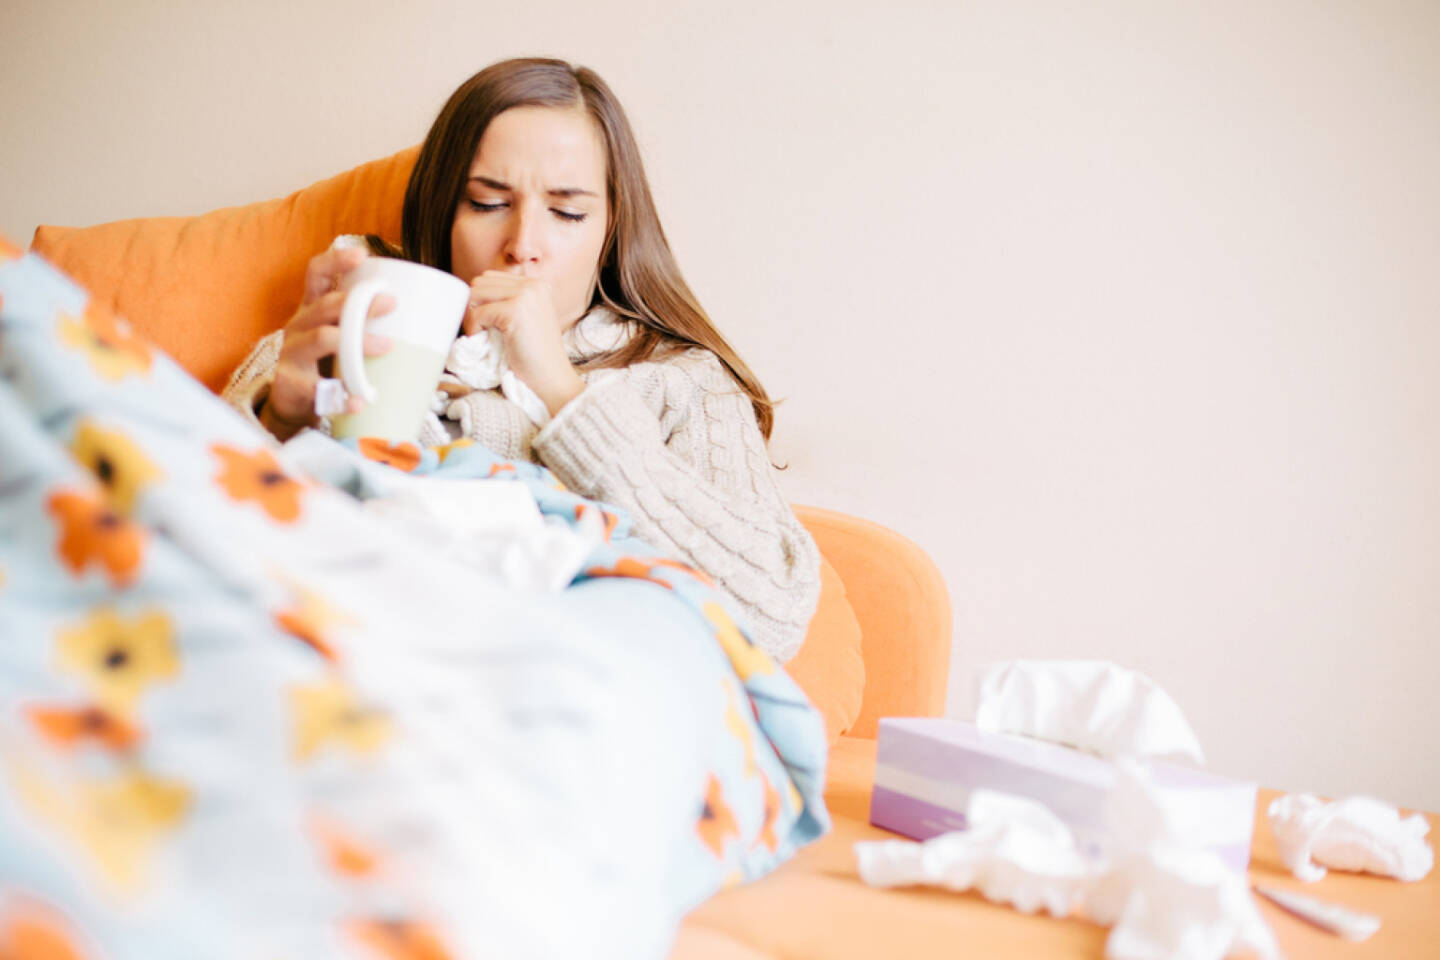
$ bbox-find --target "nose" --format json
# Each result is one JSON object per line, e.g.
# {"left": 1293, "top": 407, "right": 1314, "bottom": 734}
{"left": 503, "top": 202, "right": 542, "bottom": 271}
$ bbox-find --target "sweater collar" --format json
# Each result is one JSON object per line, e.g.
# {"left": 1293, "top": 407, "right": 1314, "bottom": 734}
{"left": 564, "top": 306, "right": 635, "bottom": 362}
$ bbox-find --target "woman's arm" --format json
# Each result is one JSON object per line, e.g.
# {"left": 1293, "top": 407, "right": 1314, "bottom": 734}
{"left": 221, "top": 329, "right": 285, "bottom": 434}
{"left": 532, "top": 349, "right": 821, "bottom": 663}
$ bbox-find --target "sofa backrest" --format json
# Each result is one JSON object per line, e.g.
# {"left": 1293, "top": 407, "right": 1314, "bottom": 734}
{"left": 32, "top": 147, "right": 420, "bottom": 394}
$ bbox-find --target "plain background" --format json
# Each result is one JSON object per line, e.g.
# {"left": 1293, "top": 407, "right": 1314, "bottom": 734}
{"left": 4, "top": 0, "right": 1438, "bottom": 809}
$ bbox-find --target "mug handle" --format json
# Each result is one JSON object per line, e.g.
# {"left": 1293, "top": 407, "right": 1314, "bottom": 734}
{"left": 336, "top": 278, "right": 389, "bottom": 404}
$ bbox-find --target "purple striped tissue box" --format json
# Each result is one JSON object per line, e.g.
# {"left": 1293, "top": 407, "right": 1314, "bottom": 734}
{"left": 870, "top": 717, "right": 1258, "bottom": 872}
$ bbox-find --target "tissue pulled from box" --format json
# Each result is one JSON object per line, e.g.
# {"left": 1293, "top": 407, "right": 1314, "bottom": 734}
{"left": 856, "top": 789, "right": 1092, "bottom": 916}
{"left": 1084, "top": 760, "right": 1279, "bottom": 960}
{"left": 857, "top": 761, "right": 1279, "bottom": 960}
{"left": 1268, "top": 793, "right": 1434, "bottom": 882}
{"left": 974, "top": 660, "right": 1205, "bottom": 765}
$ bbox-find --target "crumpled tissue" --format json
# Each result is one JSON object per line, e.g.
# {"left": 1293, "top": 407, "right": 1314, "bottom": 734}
{"left": 445, "top": 332, "right": 551, "bottom": 427}
{"left": 856, "top": 789, "right": 1092, "bottom": 916}
{"left": 363, "top": 476, "right": 603, "bottom": 592}
{"left": 279, "top": 432, "right": 601, "bottom": 591}
{"left": 975, "top": 660, "right": 1206, "bottom": 765}
{"left": 440, "top": 305, "right": 632, "bottom": 430}
{"left": 1268, "top": 793, "right": 1434, "bottom": 882}
{"left": 857, "top": 761, "right": 1280, "bottom": 960}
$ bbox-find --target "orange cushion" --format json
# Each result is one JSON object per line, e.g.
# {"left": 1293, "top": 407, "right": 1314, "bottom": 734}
{"left": 784, "top": 555, "right": 865, "bottom": 744}
{"left": 30, "top": 147, "right": 420, "bottom": 394}
{"left": 793, "top": 506, "right": 951, "bottom": 737}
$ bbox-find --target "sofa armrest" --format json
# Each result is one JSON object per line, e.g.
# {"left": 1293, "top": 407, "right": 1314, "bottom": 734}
{"left": 794, "top": 506, "right": 951, "bottom": 737}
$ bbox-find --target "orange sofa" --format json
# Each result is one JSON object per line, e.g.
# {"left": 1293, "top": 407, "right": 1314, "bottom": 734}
{"left": 29, "top": 149, "right": 1440, "bottom": 959}
{"left": 28, "top": 147, "right": 957, "bottom": 956}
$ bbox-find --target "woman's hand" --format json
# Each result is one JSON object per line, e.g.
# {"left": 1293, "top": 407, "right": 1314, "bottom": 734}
{"left": 464, "top": 270, "right": 586, "bottom": 416}
{"left": 261, "top": 246, "right": 395, "bottom": 441}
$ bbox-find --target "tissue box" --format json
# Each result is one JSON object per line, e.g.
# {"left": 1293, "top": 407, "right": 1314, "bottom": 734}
{"left": 870, "top": 717, "right": 1258, "bottom": 872}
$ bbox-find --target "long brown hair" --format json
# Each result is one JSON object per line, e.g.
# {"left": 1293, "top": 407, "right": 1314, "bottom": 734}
{"left": 393, "top": 57, "right": 776, "bottom": 439}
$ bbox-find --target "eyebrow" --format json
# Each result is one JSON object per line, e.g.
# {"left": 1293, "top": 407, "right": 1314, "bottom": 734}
{"left": 469, "top": 175, "right": 599, "bottom": 199}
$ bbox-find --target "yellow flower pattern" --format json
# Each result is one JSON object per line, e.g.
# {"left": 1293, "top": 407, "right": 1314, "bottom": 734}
{"left": 723, "top": 681, "right": 758, "bottom": 777}
{"left": 702, "top": 602, "right": 775, "bottom": 681}
{"left": 56, "top": 301, "right": 153, "bottom": 381}
{"left": 69, "top": 420, "right": 162, "bottom": 515}
{"left": 55, "top": 608, "right": 178, "bottom": 717}
{"left": 7, "top": 758, "right": 191, "bottom": 895}
{"left": 290, "top": 680, "right": 393, "bottom": 762}
{"left": 432, "top": 438, "right": 474, "bottom": 464}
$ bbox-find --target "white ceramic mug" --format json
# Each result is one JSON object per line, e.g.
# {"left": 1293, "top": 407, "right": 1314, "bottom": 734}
{"left": 329, "top": 257, "right": 470, "bottom": 442}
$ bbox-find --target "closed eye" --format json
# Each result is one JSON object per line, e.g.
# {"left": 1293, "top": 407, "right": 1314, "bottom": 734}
{"left": 466, "top": 200, "right": 588, "bottom": 223}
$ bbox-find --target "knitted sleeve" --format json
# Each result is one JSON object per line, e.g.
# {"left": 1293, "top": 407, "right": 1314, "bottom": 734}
{"left": 532, "top": 350, "right": 822, "bottom": 663}
{"left": 220, "top": 329, "right": 284, "bottom": 433}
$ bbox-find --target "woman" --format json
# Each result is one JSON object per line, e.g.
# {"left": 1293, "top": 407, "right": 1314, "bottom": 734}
{"left": 223, "top": 58, "right": 820, "bottom": 662}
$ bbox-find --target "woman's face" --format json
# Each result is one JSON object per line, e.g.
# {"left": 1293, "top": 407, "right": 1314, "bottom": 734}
{"left": 450, "top": 105, "right": 610, "bottom": 328}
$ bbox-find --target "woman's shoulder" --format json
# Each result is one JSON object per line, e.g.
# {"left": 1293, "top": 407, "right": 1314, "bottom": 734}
{"left": 626, "top": 343, "right": 732, "bottom": 390}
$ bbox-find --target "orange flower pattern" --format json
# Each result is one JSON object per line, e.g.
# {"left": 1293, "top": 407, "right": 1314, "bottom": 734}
{"left": 274, "top": 584, "right": 355, "bottom": 663}
{"left": 57, "top": 300, "right": 152, "bottom": 381}
{"left": 46, "top": 488, "right": 146, "bottom": 586}
{"left": 211, "top": 443, "right": 305, "bottom": 523}
{"left": 312, "top": 817, "right": 381, "bottom": 878}
{"left": 753, "top": 775, "right": 781, "bottom": 853}
{"left": 697, "top": 773, "right": 740, "bottom": 859}
{"left": 574, "top": 503, "right": 619, "bottom": 541}
{"left": 583, "top": 556, "right": 675, "bottom": 590}
{"left": 26, "top": 705, "right": 142, "bottom": 751}
{"left": 0, "top": 899, "right": 88, "bottom": 960}
{"left": 358, "top": 438, "right": 422, "bottom": 472}
{"left": 347, "top": 918, "right": 454, "bottom": 960}
{"left": 583, "top": 555, "right": 714, "bottom": 591}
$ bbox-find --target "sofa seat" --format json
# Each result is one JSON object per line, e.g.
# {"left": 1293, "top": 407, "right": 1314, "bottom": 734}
{"left": 671, "top": 736, "right": 1106, "bottom": 959}
{"left": 674, "top": 738, "right": 1440, "bottom": 960}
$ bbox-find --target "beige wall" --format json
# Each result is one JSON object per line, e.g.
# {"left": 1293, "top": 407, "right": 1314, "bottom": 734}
{"left": 5, "top": 0, "right": 1438, "bottom": 809}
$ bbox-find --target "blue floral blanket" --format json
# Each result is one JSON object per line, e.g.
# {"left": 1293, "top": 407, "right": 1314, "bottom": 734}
{"left": 0, "top": 241, "right": 829, "bottom": 960}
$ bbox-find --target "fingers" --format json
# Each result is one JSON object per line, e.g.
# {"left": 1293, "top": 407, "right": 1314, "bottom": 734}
{"left": 302, "top": 246, "right": 368, "bottom": 304}
{"left": 287, "top": 289, "right": 397, "bottom": 336}
{"left": 463, "top": 299, "right": 514, "bottom": 337}
{"left": 463, "top": 273, "right": 546, "bottom": 335}
{"left": 283, "top": 325, "right": 393, "bottom": 367}
{"left": 467, "top": 270, "right": 538, "bottom": 308}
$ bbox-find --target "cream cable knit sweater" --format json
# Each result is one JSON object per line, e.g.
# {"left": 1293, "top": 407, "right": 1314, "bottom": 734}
{"left": 221, "top": 314, "right": 821, "bottom": 663}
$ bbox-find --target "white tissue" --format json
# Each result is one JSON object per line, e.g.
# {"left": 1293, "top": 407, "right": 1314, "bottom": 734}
{"left": 314, "top": 377, "right": 350, "bottom": 417}
{"left": 1086, "top": 760, "right": 1280, "bottom": 960}
{"left": 1268, "top": 793, "right": 1434, "bottom": 882}
{"left": 855, "top": 761, "right": 1280, "bottom": 960}
{"left": 446, "top": 331, "right": 550, "bottom": 427}
{"left": 974, "top": 660, "right": 1205, "bottom": 765}
{"left": 362, "top": 476, "right": 601, "bottom": 592}
{"left": 856, "top": 790, "right": 1092, "bottom": 917}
